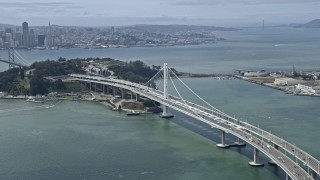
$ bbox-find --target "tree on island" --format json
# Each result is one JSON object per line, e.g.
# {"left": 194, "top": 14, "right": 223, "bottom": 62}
{"left": 29, "top": 75, "right": 48, "bottom": 95}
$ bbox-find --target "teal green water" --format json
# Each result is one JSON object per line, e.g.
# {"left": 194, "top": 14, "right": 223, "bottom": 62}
{"left": 174, "top": 78, "right": 320, "bottom": 159}
{"left": 1, "top": 78, "right": 320, "bottom": 179}
{"left": 0, "top": 99, "right": 280, "bottom": 180}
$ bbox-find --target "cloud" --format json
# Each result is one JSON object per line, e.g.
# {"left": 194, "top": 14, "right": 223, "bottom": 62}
{"left": 0, "top": 2, "right": 73, "bottom": 8}
{"left": 67, "top": 6, "right": 84, "bottom": 9}
{"left": 0, "top": 1, "right": 84, "bottom": 18}
{"left": 137, "top": 15, "right": 199, "bottom": 22}
{"left": 170, "top": 0, "right": 320, "bottom": 6}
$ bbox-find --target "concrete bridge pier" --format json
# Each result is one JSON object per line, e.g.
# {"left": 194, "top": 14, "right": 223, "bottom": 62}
{"left": 97, "top": 83, "right": 100, "bottom": 92}
{"left": 121, "top": 88, "right": 125, "bottom": 99}
{"left": 103, "top": 84, "right": 105, "bottom": 94}
{"left": 249, "top": 148, "right": 264, "bottom": 167}
{"left": 135, "top": 93, "right": 140, "bottom": 101}
{"left": 231, "top": 137, "right": 246, "bottom": 147}
{"left": 160, "top": 105, "right": 174, "bottom": 118}
{"left": 106, "top": 85, "right": 111, "bottom": 94}
{"left": 268, "top": 144, "right": 279, "bottom": 166}
{"left": 113, "top": 86, "right": 117, "bottom": 97}
{"left": 131, "top": 92, "right": 134, "bottom": 99}
{"left": 89, "top": 82, "right": 92, "bottom": 92}
{"left": 216, "top": 130, "right": 230, "bottom": 148}
{"left": 310, "top": 170, "right": 318, "bottom": 180}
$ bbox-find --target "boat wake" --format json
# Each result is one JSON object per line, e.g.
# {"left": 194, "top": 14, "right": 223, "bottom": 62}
{"left": 0, "top": 104, "right": 55, "bottom": 114}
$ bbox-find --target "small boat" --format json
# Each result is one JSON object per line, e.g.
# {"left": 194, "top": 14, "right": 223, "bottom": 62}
{"left": 127, "top": 110, "right": 140, "bottom": 116}
{"left": 26, "top": 98, "right": 44, "bottom": 103}
{"left": 111, "top": 107, "right": 121, "bottom": 111}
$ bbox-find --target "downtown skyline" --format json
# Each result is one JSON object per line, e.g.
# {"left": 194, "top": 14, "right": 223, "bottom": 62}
{"left": 0, "top": 0, "right": 319, "bottom": 27}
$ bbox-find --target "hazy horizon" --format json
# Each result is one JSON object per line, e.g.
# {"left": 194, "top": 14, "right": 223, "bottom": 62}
{"left": 0, "top": 0, "right": 319, "bottom": 27}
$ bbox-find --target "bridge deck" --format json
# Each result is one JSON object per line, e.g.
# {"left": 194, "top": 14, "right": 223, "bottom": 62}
{"left": 70, "top": 74, "right": 319, "bottom": 180}
{"left": 0, "top": 59, "right": 27, "bottom": 67}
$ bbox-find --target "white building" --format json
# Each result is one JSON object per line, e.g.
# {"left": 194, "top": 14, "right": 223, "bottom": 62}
{"left": 243, "top": 70, "right": 268, "bottom": 77}
{"left": 296, "top": 84, "right": 316, "bottom": 95}
{"left": 274, "top": 78, "right": 301, "bottom": 86}
{"left": 0, "top": 92, "right": 7, "bottom": 97}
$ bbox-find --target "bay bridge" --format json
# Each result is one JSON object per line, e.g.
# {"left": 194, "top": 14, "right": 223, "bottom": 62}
{"left": 69, "top": 63, "right": 320, "bottom": 180}
{"left": 0, "top": 48, "right": 29, "bottom": 69}
{"left": 0, "top": 48, "right": 319, "bottom": 179}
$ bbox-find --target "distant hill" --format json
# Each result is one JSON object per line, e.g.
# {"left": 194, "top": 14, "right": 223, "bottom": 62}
{"left": 295, "top": 19, "right": 320, "bottom": 28}
{"left": 127, "top": 24, "right": 239, "bottom": 32}
{"left": 0, "top": 24, "right": 16, "bottom": 29}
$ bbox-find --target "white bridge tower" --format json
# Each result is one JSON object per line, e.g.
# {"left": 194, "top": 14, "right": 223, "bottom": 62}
{"left": 160, "top": 63, "right": 174, "bottom": 118}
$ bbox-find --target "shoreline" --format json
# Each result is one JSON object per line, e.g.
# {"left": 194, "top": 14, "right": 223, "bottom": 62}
{"left": 0, "top": 42, "right": 224, "bottom": 51}
{"left": 234, "top": 75, "right": 320, "bottom": 97}
{"left": 0, "top": 95, "right": 154, "bottom": 114}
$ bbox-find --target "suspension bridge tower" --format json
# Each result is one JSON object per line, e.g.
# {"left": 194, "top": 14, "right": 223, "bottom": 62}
{"left": 160, "top": 63, "right": 174, "bottom": 118}
{"left": 8, "top": 48, "right": 15, "bottom": 69}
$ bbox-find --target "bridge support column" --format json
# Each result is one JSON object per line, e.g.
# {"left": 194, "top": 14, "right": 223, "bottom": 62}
{"left": 89, "top": 82, "right": 92, "bottom": 92}
{"left": 310, "top": 170, "right": 317, "bottom": 180}
{"left": 95, "top": 83, "right": 97, "bottom": 92}
{"left": 135, "top": 93, "right": 140, "bottom": 101}
{"left": 113, "top": 87, "right": 117, "bottom": 97}
{"left": 249, "top": 148, "right": 264, "bottom": 167}
{"left": 268, "top": 144, "right": 278, "bottom": 166}
{"left": 103, "top": 84, "right": 105, "bottom": 94}
{"left": 106, "top": 85, "right": 110, "bottom": 94}
{"left": 160, "top": 63, "right": 174, "bottom": 118}
{"left": 131, "top": 92, "right": 134, "bottom": 99}
{"left": 160, "top": 105, "right": 174, "bottom": 118}
{"left": 231, "top": 137, "right": 246, "bottom": 147}
{"left": 121, "top": 89, "right": 125, "bottom": 99}
{"left": 216, "top": 130, "right": 230, "bottom": 148}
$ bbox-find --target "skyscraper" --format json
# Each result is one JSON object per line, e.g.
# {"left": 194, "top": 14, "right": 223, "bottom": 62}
{"left": 29, "top": 29, "right": 35, "bottom": 47}
{"left": 111, "top": 26, "right": 115, "bottom": 36}
{"left": 22, "top": 22, "right": 29, "bottom": 48}
{"left": 46, "top": 21, "right": 54, "bottom": 47}
{"left": 22, "top": 22, "right": 28, "bottom": 32}
{"left": 5, "top": 33, "right": 12, "bottom": 48}
{"left": 15, "top": 32, "right": 23, "bottom": 47}
{"left": 5, "top": 28, "right": 12, "bottom": 33}
{"left": 37, "top": 35, "right": 45, "bottom": 46}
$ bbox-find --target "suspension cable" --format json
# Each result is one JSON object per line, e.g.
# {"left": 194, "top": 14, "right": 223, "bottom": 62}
{"left": 13, "top": 50, "right": 29, "bottom": 65}
{"left": 168, "top": 70, "right": 185, "bottom": 101}
{"left": 168, "top": 67, "right": 229, "bottom": 116}
{"left": 144, "top": 67, "right": 163, "bottom": 86}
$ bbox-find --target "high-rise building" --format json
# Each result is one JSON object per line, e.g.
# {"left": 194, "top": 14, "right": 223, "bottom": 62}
{"left": 0, "top": 38, "right": 4, "bottom": 48}
{"left": 37, "top": 35, "right": 45, "bottom": 46}
{"left": 22, "top": 22, "right": 29, "bottom": 48}
{"left": 22, "top": 22, "right": 28, "bottom": 32}
{"left": 15, "top": 32, "right": 23, "bottom": 46}
{"left": 5, "top": 28, "right": 12, "bottom": 33}
{"left": 46, "top": 21, "right": 54, "bottom": 47}
{"left": 5, "top": 33, "right": 12, "bottom": 48}
{"left": 111, "top": 26, "right": 115, "bottom": 36}
{"left": 29, "top": 29, "right": 36, "bottom": 47}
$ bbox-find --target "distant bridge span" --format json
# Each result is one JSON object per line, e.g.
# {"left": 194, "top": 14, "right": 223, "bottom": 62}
{"left": 0, "top": 59, "right": 27, "bottom": 68}
{"left": 69, "top": 68, "right": 319, "bottom": 180}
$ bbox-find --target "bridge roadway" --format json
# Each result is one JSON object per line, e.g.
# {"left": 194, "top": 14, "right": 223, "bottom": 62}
{"left": 0, "top": 59, "right": 27, "bottom": 67}
{"left": 69, "top": 74, "right": 319, "bottom": 180}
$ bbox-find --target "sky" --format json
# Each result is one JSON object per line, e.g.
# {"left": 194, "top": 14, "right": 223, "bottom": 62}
{"left": 0, "top": 0, "right": 319, "bottom": 27}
